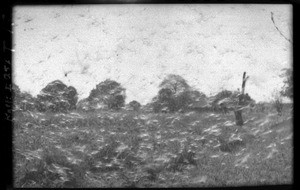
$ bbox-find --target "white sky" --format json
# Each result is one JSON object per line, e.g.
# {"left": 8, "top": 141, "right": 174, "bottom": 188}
{"left": 13, "top": 4, "right": 292, "bottom": 104}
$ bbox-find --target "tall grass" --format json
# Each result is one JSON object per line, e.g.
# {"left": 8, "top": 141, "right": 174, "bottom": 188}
{"left": 13, "top": 108, "right": 293, "bottom": 187}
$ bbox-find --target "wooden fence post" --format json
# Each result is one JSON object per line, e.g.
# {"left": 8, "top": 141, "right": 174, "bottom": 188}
{"left": 234, "top": 72, "right": 249, "bottom": 126}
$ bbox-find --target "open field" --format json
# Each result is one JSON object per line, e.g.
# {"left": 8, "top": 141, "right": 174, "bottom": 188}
{"left": 13, "top": 108, "right": 293, "bottom": 187}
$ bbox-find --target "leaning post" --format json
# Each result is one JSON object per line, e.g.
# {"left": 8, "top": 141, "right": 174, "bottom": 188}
{"left": 234, "top": 72, "right": 249, "bottom": 126}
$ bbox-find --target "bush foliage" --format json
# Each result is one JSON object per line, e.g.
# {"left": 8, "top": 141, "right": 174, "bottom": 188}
{"left": 280, "top": 68, "right": 293, "bottom": 100}
{"left": 84, "top": 79, "right": 126, "bottom": 111}
{"left": 128, "top": 100, "right": 142, "bottom": 111}
{"left": 152, "top": 75, "right": 207, "bottom": 113}
{"left": 35, "top": 80, "right": 78, "bottom": 113}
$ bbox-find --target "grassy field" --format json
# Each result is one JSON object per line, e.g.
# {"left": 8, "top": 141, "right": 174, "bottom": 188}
{"left": 13, "top": 108, "right": 293, "bottom": 187}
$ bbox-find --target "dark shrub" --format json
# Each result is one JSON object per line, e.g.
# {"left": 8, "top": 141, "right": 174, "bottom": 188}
{"left": 35, "top": 80, "right": 78, "bottom": 113}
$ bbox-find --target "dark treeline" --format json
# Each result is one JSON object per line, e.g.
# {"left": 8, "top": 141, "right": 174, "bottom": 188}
{"left": 13, "top": 71, "right": 292, "bottom": 114}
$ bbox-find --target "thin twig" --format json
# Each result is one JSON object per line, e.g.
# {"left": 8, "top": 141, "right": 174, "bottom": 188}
{"left": 271, "top": 12, "right": 292, "bottom": 44}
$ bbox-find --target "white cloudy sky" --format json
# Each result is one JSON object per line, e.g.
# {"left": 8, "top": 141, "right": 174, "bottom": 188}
{"left": 13, "top": 4, "right": 292, "bottom": 104}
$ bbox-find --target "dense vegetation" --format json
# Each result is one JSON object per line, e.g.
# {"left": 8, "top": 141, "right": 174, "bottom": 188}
{"left": 13, "top": 73, "right": 293, "bottom": 187}
{"left": 13, "top": 107, "right": 292, "bottom": 187}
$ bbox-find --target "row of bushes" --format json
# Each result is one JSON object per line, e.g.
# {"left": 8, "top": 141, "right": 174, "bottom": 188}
{"left": 13, "top": 79, "right": 128, "bottom": 113}
{"left": 13, "top": 74, "right": 255, "bottom": 114}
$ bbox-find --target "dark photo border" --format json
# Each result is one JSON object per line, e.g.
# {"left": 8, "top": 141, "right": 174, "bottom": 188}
{"left": 2, "top": 0, "right": 296, "bottom": 189}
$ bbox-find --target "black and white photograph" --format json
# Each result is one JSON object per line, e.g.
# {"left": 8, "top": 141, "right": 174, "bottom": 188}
{"left": 12, "top": 4, "right": 293, "bottom": 188}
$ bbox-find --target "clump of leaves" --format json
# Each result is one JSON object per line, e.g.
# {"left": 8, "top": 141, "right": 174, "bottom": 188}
{"left": 217, "top": 137, "right": 246, "bottom": 153}
{"left": 166, "top": 146, "right": 197, "bottom": 172}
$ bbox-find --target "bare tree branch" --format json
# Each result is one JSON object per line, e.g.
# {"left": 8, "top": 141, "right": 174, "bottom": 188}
{"left": 271, "top": 12, "right": 292, "bottom": 44}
